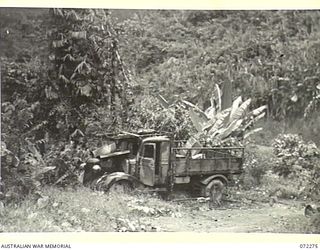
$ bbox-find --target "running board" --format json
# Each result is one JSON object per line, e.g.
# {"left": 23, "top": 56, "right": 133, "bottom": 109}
{"left": 137, "top": 187, "right": 168, "bottom": 193}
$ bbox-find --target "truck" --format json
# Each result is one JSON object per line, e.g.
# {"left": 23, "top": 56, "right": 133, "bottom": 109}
{"left": 81, "top": 133, "right": 244, "bottom": 199}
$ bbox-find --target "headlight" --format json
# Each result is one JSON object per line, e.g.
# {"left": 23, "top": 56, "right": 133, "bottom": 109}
{"left": 93, "top": 165, "right": 101, "bottom": 171}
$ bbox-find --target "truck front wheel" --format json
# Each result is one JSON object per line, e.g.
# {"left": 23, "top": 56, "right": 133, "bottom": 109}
{"left": 108, "top": 180, "right": 133, "bottom": 194}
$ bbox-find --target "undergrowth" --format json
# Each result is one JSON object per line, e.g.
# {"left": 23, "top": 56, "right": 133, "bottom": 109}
{"left": 0, "top": 187, "right": 182, "bottom": 232}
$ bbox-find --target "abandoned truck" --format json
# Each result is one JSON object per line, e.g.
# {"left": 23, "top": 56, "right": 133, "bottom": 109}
{"left": 80, "top": 134, "right": 244, "bottom": 198}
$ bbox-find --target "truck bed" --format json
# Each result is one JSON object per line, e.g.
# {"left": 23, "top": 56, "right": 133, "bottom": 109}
{"left": 172, "top": 147, "right": 244, "bottom": 176}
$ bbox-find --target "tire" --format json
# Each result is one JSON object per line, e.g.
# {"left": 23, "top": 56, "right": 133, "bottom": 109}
{"left": 304, "top": 205, "right": 316, "bottom": 218}
{"left": 108, "top": 180, "right": 133, "bottom": 194}
{"left": 201, "top": 179, "right": 226, "bottom": 197}
{"left": 207, "top": 179, "right": 225, "bottom": 207}
{"left": 94, "top": 175, "right": 108, "bottom": 192}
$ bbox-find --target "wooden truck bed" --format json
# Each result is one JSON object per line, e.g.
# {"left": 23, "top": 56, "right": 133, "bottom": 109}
{"left": 172, "top": 147, "right": 244, "bottom": 176}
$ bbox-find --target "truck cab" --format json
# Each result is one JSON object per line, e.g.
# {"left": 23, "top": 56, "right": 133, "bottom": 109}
{"left": 132, "top": 136, "right": 171, "bottom": 188}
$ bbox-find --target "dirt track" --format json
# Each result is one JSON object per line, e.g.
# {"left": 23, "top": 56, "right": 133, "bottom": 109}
{"left": 142, "top": 199, "right": 307, "bottom": 233}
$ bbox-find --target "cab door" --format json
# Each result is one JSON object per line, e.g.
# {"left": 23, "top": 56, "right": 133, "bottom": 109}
{"left": 138, "top": 141, "right": 171, "bottom": 187}
{"left": 139, "top": 143, "right": 156, "bottom": 186}
{"left": 158, "top": 141, "right": 170, "bottom": 185}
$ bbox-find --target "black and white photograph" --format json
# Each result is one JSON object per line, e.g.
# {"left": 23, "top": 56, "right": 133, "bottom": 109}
{"left": 0, "top": 7, "right": 320, "bottom": 234}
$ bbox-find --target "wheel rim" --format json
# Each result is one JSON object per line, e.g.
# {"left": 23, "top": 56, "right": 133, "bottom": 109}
{"left": 205, "top": 180, "right": 225, "bottom": 195}
{"left": 108, "top": 181, "right": 132, "bottom": 194}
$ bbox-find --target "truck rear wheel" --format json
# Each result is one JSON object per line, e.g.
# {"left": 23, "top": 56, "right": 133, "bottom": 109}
{"left": 202, "top": 179, "right": 226, "bottom": 196}
{"left": 208, "top": 179, "right": 225, "bottom": 207}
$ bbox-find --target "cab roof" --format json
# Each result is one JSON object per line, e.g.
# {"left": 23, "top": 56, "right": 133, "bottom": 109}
{"left": 142, "top": 136, "right": 170, "bottom": 143}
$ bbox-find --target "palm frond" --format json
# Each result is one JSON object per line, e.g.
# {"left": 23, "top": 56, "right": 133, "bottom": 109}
{"left": 229, "top": 96, "right": 243, "bottom": 122}
{"left": 189, "top": 109, "right": 205, "bottom": 132}
{"left": 207, "top": 108, "right": 231, "bottom": 136}
{"left": 251, "top": 105, "right": 268, "bottom": 116}
{"left": 219, "top": 118, "right": 243, "bottom": 139}
{"left": 244, "top": 127, "right": 263, "bottom": 139}
{"left": 211, "top": 84, "right": 222, "bottom": 112}
{"left": 229, "top": 98, "right": 251, "bottom": 124}
{"left": 183, "top": 132, "right": 202, "bottom": 156}
{"left": 204, "top": 106, "right": 216, "bottom": 120}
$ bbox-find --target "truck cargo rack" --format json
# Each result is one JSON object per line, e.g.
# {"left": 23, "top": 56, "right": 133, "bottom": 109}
{"left": 171, "top": 146, "right": 244, "bottom": 176}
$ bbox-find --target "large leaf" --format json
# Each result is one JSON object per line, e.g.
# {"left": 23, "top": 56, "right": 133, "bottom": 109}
{"left": 156, "top": 95, "right": 175, "bottom": 115}
{"left": 229, "top": 96, "right": 243, "bottom": 122}
{"left": 205, "top": 85, "right": 222, "bottom": 119}
{"left": 202, "top": 116, "right": 217, "bottom": 131}
{"left": 207, "top": 108, "right": 231, "bottom": 137}
{"left": 251, "top": 105, "right": 268, "bottom": 116}
{"left": 252, "top": 111, "right": 266, "bottom": 122}
{"left": 180, "top": 100, "right": 209, "bottom": 121}
{"left": 204, "top": 106, "right": 216, "bottom": 120}
{"left": 219, "top": 118, "right": 243, "bottom": 139}
{"left": 180, "top": 100, "right": 196, "bottom": 109}
{"left": 229, "top": 98, "right": 251, "bottom": 124}
{"left": 211, "top": 84, "right": 222, "bottom": 112}
{"left": 189, "top": 109, "right": 205, "bottom": 132}
{"left": 183, "top": 132, "right": 202, "bottom": 156}
{"left": 244, "top": 127, "right": 263, "bottom": 139}
{"left": 243, "top": 112, "right": 266, "bottom": 131}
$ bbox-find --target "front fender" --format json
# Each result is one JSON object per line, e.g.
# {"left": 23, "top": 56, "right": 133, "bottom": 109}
{"left": 95, "top": 172, "right": 142, "bottom": 191}
{"left": 200, "top": 174, "right": 228, "bottom": 186}
{"left": 200, "top": 175, "right": 228, "bottom": 197}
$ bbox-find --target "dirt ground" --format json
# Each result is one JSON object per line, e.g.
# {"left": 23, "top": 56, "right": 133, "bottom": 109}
{"left": 140, "top": 196, "right": 308, "bottom": 233}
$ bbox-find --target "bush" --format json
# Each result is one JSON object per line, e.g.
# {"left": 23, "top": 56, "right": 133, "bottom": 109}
{"left": 309, "top": 212, "right": 320, "bottom": 233}
{"left": 240, "top": 144, "right": 274, "bottom": 189}
{"left": 271, "top": 134, "right": 320, "bottom": 200}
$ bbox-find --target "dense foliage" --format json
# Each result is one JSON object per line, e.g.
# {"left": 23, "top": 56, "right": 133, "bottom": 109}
{"left": 117, "top": 10, "right": 320, "bottom": 127}
{"left": 1, "top": 8, "right": 132, "bottom": 202}
{"left": 47, "top": 9, "right": 132, "bottom": 137}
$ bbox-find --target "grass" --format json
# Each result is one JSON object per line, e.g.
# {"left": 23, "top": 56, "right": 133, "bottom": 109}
{"left": 1, "top": 184, "right": 318, "bottom": 233}
{"left": 0, "top": 187, "right": 182, "bottom": 232}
